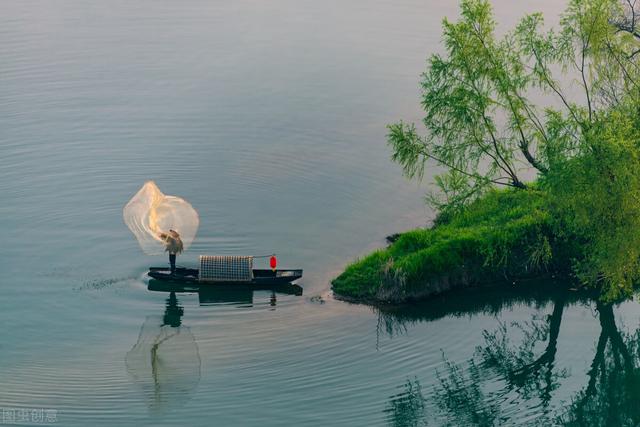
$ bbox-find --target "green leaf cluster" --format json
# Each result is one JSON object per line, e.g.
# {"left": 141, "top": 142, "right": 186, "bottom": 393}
{"left": 546, "top": 107, "right": 640, "bottom": 301}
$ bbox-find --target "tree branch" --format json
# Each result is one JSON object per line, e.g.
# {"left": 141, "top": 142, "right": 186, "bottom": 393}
{"left": 417, "top": 143, "right": 525, "bottom": 189}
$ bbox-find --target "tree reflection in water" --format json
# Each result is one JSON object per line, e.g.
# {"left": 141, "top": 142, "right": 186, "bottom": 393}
{"left": 384, "top": 378, "right": 427, "bottom": 427}
{"left": 377, "top": 281, "right": 640, "bottom": 425}
{"left": 556, "top": 302, "right": 640, "bottom": 426}
{"left": 433, "top": 359, "right": 500, "bottom": 427}
{"left": 477, "top": 295, "right": 568, "bottom": 406}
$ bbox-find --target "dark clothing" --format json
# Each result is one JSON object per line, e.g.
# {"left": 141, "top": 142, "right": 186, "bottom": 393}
{"left": 169, "top": 253, "right": 176, "bottom": 273}
{"left": 159, "top": 231, "right": 184, "bottom": 254}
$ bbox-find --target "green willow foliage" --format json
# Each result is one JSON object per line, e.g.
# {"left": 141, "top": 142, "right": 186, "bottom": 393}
{"left": 546, "top": 109, "right": 640, "bottom": 300}
{"left": 386, "top": 0, "right": 640, "bottom": 300}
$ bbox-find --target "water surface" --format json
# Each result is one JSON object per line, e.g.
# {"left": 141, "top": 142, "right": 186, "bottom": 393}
{"left": 4, "top": 1, "right": 633, "bottom": 426}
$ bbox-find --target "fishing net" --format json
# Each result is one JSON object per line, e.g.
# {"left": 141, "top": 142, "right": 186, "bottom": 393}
{"left": 123, "top": 181, "right": 199, "bottom": 255}
{"left": 125, "top": 315, "right": 201, "bottom": 413}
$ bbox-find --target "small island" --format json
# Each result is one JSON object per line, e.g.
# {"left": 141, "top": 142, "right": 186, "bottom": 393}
{"left": 333, "top": 0, "right": 640, "bottom": 305}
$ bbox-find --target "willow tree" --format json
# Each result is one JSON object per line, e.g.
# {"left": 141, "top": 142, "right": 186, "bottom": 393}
{"left": 388, "top": 0, "right": 639, "bottom": 214}
{"left": 389, "top": 0, "right": 640, "bottom": 299}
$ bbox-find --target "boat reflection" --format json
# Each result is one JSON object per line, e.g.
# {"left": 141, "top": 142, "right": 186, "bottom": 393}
{"left": 147, "top": 279, "right": 303, "bottom": 307}
{"left": 126, "top": 280, "right": 304, "bottom": 413}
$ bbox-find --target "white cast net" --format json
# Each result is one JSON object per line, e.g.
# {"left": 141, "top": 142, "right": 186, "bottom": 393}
{"left": 125, "top": 315, "right": 201, "bottom": 413}
{"left": 123, "top": 181, "right": 199, "bottom": 255}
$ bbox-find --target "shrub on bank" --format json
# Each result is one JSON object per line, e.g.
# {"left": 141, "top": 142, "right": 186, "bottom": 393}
{"left": 332, "top": 188, "right": 565, "bottom": 303}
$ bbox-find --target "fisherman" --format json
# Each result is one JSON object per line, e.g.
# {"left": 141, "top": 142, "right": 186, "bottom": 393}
{"left": 159, "top": 229, "right": 184, "bottom": 273}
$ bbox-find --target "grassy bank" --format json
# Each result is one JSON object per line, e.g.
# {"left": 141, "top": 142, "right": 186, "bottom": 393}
{"left": 332, "top": 188, "right": 573, "bottom": 303}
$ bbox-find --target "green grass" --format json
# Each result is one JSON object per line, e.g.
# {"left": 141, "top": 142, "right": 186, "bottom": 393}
{"left": 332, "top": 188, "right": 560, "bottom": 302}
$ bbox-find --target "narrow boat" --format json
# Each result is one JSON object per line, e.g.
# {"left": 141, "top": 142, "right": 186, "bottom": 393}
{"left": 147, "top": 255, "right": 303, "bottom": 287}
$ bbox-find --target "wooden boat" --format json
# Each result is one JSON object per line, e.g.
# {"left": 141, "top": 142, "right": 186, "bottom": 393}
{"left": 148, "top": 266, "right": 303, "bottom": 286}
{"left": 148, "top": 255, "right": 302, "bottom": 287}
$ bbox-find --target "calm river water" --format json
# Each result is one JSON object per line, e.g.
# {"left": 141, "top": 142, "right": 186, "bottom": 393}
{"left": 3, "top": 0, "right": 638, "bottom": 426}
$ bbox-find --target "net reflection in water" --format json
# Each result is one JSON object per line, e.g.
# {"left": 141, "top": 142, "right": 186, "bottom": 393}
{"left": 125, "top": 294, "right": 201, "bottom": 413}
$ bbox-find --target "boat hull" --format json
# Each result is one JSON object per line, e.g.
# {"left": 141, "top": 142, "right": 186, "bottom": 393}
{"left": 148, "top": 267, "right": 303, "bottom": 287}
